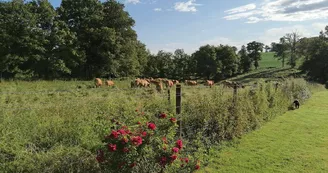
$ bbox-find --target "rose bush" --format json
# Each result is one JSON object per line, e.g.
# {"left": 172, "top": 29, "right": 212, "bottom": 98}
{"left": 96, "top": 112, "right": 202, "bottom": 173}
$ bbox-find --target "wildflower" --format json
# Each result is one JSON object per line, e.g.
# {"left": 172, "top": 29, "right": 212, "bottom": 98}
{"left": 176, "top": 139, "right": 183, "bottom": 149}
{"left": 170, "top": 117, "right": 177, "bottom": 123}
{"left": 108, "top": 144, "right": 117, "bottom": 152}
{"left": 159, "top": 113, "right": 166, "bottom": 119}
{"left": 148, "top": 123, "right": 156, "bottom": 130}
{"left": 137, "top": 121, "right": 141, "bottom": 125}
{"left": 131, "top": 136, "right": 143, "bottom": 146}
{"left": 172, "top": 147, "right": 179, "bottom": 153}
{"left": 162, "top": 137, "right": 168, "bottom": 143}
{"left": 141, "top": 131, "right": 147, "bottom": 137}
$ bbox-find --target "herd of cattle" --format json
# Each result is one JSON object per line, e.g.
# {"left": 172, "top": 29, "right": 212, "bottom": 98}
{"left": 94, "top": 77, "right": 246, "bottom": 92}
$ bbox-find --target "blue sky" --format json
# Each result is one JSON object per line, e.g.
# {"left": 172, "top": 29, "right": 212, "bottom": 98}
{"left": 49, "top": 0, "right": 328, "bottom": 54}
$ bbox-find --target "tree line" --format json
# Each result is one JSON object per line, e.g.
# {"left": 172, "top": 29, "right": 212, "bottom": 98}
{"left": 0, "top": 0, "right": 327, "bottom": 84}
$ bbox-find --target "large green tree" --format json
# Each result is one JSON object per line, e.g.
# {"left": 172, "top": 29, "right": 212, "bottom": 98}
{"left": 284, "top": 32, "right": 301, "bottom": 68}
{"left": 272, "top": 37, "right": 289, "bottom": 68}
{"left": 300, "top": 26, "right": 328, "bottom": 84}
{"left": 238, "top": 45, "right": 252, "bottom": 73}
{"left": 247, "top": 41, "right": 264, "bottom": 70}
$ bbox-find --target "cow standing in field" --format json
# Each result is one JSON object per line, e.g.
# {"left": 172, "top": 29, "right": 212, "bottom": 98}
{"left": 105, "top": 80, "right": 114, "bottom": 87}
{"left": 164, "top": 80, "right": 174, "bottom": 88}
{"left": 172, "top": 80, "right": 179, "bottom": 84}
{"left": 206, "top": 80, "right": 214, "bottom": 88}
{"left": 185, "top": 80, "right": 197, "bottom": 86}
{"left": 95, "top": 78, "right": 103, "bottom": 88}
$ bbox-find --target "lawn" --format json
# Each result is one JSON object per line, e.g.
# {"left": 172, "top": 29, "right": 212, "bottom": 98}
{"left": 201, "top": 91, "right": 328, "bottom": 173}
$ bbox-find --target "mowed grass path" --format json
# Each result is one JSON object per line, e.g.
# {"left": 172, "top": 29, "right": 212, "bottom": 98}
{"left": 202, "top": 91, "right": 328, "bottom": 173}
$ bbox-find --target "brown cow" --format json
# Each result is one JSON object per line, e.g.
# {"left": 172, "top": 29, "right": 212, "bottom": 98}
{"left": 95, "top": 78, "right": 103, "bottom": 88}
{"left": 105, "top": 80, "right": 114, "bottom": 87}
{"left": 185, "top": 80, "right": 197, "bottom": 86}
{"left": 172, "top": 80, "right": 180, "bottom": 84}
{"left": 206, "top": 80, "right": 214, "bottom": 88}
{"left": 164, "top": 80, "right": 174, "bottom": 88}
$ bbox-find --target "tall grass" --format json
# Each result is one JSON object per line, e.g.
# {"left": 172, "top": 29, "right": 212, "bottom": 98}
{"left": 0, "top": 78, "right": 313, "bottom": 172}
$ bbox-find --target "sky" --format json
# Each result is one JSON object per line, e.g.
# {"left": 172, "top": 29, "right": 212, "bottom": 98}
{"left": 49, "top": 0, "right": 328, "bottom": 54}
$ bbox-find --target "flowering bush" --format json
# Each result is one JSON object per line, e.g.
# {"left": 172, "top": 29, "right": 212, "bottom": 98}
{"left": 96, "top": 112, "right": 202, "bottom": 173}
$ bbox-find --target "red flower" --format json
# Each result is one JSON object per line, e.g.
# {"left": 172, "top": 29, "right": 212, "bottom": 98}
{"left": 195, "top": 164, "right": 200, "bottom": 170}
{"left": 159, "top": 113, "right": 166, "bottom": 119}
{"left": 170, "top": 155, "right": 177, "bottom": 161}
{"left": 172, "top": 147, "right": 179, "bottom": 153}
{"left": 148, "top": 123, "right": 156, "bottom": 130}
{"left": 110, "top": 130, "right": 119, "bottom": 139}
{"left": 123, "top": 147, "right": 129, "bottom": 153}
{"left": 137, "top": 121, "right": 141, "bottom": 125}
{"left": 96, "top": 150, "right": 104, "bottom": 163}
{"left": 160, "top": 157, "right": 167, "bottom": 166}
{"left": 185, "top": 158, "right": 189, "bottom": 163}
{"left": 108, "top": 144, "right": 117, "bottom": 152}
{"left": 170, "top": 117, "right": 177, "bottom": 123}
{"left": 162, "top": 136, "right": 167, "bottom": 144}
{"left": 121, "top": 137, "right": 129, "bottom": 144}
{"left": 141, "top": 131, "right": 147, "bottom": 137}
{"left": 118, "top": 129, "right": 127, "bottom": 135}
{"left": 131, "top": 136, "right": 143, "bottom": 146}
{"left": 176, "top": 139, "right": 183, "bottom": 149}
{"left": 130, "top": 163, "right": 136, "bottom": 168}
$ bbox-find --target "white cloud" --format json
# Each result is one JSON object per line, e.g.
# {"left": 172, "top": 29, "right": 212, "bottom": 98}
{"left": 224, "top": 3, "right": 257, "bottom": 14}
{"left": 147, "top": 23, "right": 325, "bottom": 54}
{"left": 125, "top": 0, "right": 140, "bottom": 4}
{"left": 224, "top": 0, "right": 328, "bottom": 23}
{"left": 174, "top": 0, "right": 202, "bottom": 12}
{"left": 154, "top": 8, "right": 162, "bottom": 11}
{"left": 312, "top": 22, "right": 327, "bottom": 31}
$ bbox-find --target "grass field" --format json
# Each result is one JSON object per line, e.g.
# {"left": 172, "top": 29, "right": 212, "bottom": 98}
{"left": 259, "top": 52, "right": 281, "bottom": 69}
{"left": 201, "top": 91, "right": 328, "bottom": 173}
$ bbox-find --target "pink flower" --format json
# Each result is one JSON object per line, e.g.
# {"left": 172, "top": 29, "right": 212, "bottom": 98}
{"left": 148, "top": 123, "right": 156, "bottom": 130}
{"left": 108, "top": 144, "right": 117, "bottom": 152}
{"left": 176, "top": 139, "right": 183, "bottom": 149}
{"left": 141, "top": 131, "right": 147, "bottom": 137}
{"left": 172, "top": 147, "right": 179, "bottom": 153}
{"left": 170, "top": 117, "right": 177, "bottom": 123}
{"left": 131, "top": 136, "right": 143, "bottom": 146}
{"left": 159, "top": 113, "right": 166, "bottom": 119}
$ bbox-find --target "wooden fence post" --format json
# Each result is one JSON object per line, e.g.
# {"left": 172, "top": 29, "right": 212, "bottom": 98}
{"left": 168, "top": 89, "right": 171, "bottom": 104}
{"left": 233, "top": 84, "right": 238, "bottom": 105}
{"left": 176, "top": 84, "right": 182, "bottom": 138}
